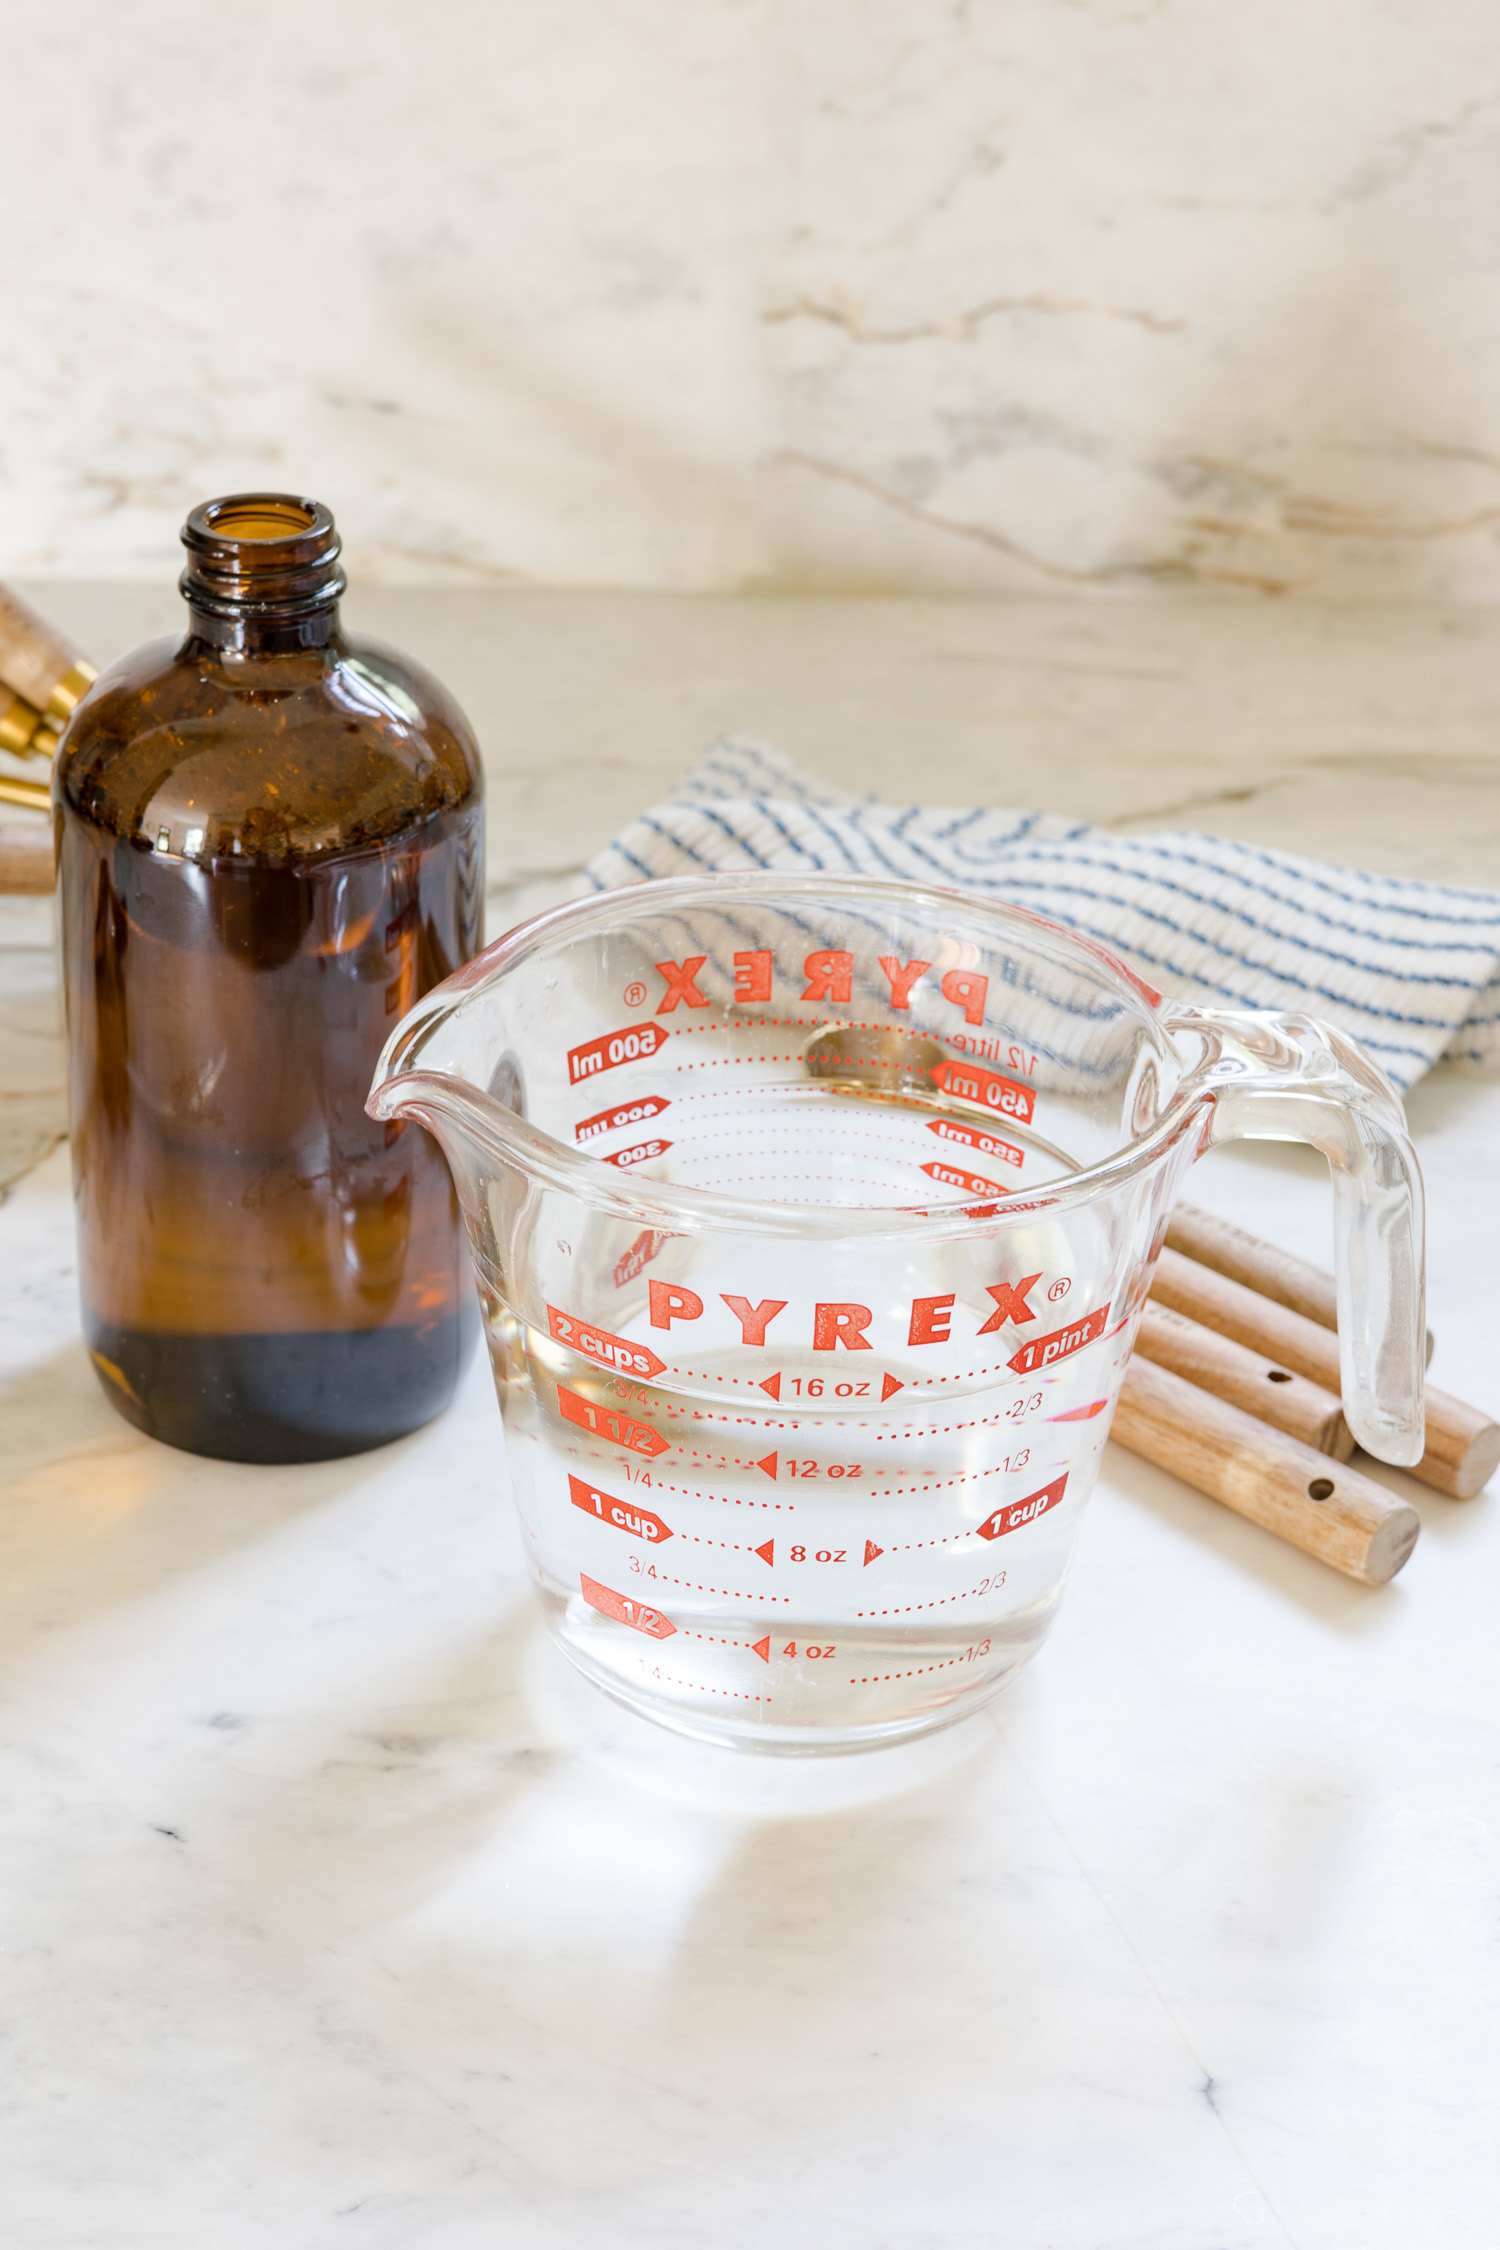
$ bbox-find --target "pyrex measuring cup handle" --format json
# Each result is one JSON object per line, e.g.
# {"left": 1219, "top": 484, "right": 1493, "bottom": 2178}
{"left": 1164, "top": 1005, "right": 1426, "bottom": 1466}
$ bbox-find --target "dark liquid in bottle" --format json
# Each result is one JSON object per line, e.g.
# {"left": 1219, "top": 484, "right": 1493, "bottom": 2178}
{"left": 60, "top": 807, "right": 482, "bottom": 1462}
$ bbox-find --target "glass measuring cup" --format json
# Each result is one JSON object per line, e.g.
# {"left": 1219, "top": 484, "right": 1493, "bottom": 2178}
{"left": 368, "top": 873, "right": 1425, "bottom": 1755}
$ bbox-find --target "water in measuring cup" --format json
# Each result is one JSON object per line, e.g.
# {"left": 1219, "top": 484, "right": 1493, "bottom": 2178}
{"left": 480, "top": 1064, "right": 1139, "bottom": 1753}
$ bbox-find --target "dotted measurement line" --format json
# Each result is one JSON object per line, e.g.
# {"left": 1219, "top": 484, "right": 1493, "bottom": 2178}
{"left": 554, "top": 1445, "right": 791, "bottom": 1508}
{"left": 648, "top": 1460, "right": 1026, "bottom": 1517}
{"left": 869, "top": 1460, "right": 1034, "bottom": 1512}
{"left": 856, "top": 1586, "right": 1001, "bottom": 1617}
{"left": 871, "top": 1411, "right": 1038, "bottom": 1442}
{"left": 560, "top": 1449, "right": 1035, "bottom": 1510}
{"left": 666, "top": 1588, "right": 790, "bottom": 1604}
{"left": 639, "top": 1667, "right": 768, "bottom": 1702}
{"left": 667, "top": 1122, "right": 928, "bottom": 1160}
{"left": 673, "top": 1171, "right": 937, "bottom": 1199}
{"left": 638, "top": 1481, "right": 790, "bottom": 1510}
{"left": 668, "top": 1014, "right": 926, "bottom": 1043}
{"left": 853, "top": 1657, "right": 971, "bottom": 1684}
{"left": 581, "top": 1458, "right": 1023, "bottom": 1507}
{"left": 631, "top": 1394, "right": 1052, "bottom": 1448}
{"left": 644, "top": 1395, "right": 1069, "bottom": 1446}
{"left": 666, "top": 1014, "right": 988, "bottom": 1049}
{"left": 657, "top": 1371, "right": 893, "bottom": 1400}
{"left": 684, "top": 1629, "right": 782, "bottom": 1645}
{"left": 675, "top": 1058, "right": 804, "bottom": 1071}
{"left": 676, "top": 1449, "right": 816, "bottom": 1476}
{"left": 913, "top": 1363, "right": 1037, "bottom": 1387}
{"left": 659, "top": 1365, "right": 1033, "bottom": 1394}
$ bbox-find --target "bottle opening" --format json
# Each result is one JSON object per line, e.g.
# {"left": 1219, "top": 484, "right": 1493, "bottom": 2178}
{"left": 202, "top": 497, "right": 320, "bottom": 544}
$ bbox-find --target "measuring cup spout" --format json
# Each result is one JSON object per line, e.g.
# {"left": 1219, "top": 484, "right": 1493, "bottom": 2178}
{"left": 365, "top": 979, "right": 528, "bottom": 1185}
{"left": 365, "top": 1066, "right": 508, "bottom": 1188}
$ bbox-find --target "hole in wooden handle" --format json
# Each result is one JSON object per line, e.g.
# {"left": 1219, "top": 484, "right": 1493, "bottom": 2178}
{"left": 1307, "top": 1477, "right": 1335, "bottom": 1501}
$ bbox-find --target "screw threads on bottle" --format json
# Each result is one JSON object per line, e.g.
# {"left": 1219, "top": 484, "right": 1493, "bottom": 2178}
{"left": 180, "top": 494, "right": 347, "bottom": 643}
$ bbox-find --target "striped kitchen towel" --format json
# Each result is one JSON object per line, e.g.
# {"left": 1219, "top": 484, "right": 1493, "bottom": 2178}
{"left": 585, "top": 739, "right": 1500, "bottom": 1093}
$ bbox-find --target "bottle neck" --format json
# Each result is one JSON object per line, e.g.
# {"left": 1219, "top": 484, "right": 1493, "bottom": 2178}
{"left": 179, "top": 493, "right": 347, "bottom": 655}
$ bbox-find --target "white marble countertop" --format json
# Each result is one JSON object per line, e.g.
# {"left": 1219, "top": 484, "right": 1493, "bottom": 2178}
{"left": 2, "top": 593, "right": 1498, "bottom": 2249}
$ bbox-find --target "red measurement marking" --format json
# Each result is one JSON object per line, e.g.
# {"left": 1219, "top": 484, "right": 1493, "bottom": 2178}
{"left": 614, "top": 1230, "right": 667, "bottom": 1288}
{"left": 755, "top": 1537, "right": 775, "bottom": 1566}
{"left": 566, "top": 1021, "right": 668, "bottom": 1086}
{"left": 1007, "top": 1305, "right": 1109, "bottom": 1375}
{"left": 575, "top": 1094, "right": 671, "bottom": 1143}
{"left": 756, "top": 1451, "right": 778, "bottom": 1480}
{"left": 925, "top": 1117, "right": 1023, "bottom": 1168}
{"left": 930, "top": 1058, "right": 1036, "bottom": 1124}
{"left": 580, "top": 1572, "right": 676, "bottom": 1638}
{"left": 604, "top": 1137, "right": 673, "bottom": 1169}
{"left": 751, "top": 1634, "right": 771, "bottom": 1662}
{"left": 921, "top": 1159, "right": 1009, "bottom": 1199}
{"left": 1050, "top": 1397, "right": 1108, "bottom": 1422}
{"left": 977, "top": 1474, "right": 1068, "bottom": 1542}
{"left": 548, "top": 1306, "right": 666, "bottom": 1380}
{"left": 769, "top": 1359, "right": 908, "bottom": 1395}
{"left": 558, "top": 1383, "right": 668, "bottom": 1457}
{"left": 568, "top": 1474, "right": 673, "bottom": 1543}
{"left": 864, "top": 1540, "right": 883, "bottom": 1566}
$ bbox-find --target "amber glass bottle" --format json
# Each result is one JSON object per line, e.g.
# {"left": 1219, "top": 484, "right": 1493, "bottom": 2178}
{"left": 54, "top": 494, "right": 484, "bottom": 1462}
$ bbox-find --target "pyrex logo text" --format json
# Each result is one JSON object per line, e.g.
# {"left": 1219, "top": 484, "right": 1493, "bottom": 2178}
{"left": 649, "top": 949, "right": 991, "bottom": 1026}
{"left": 634, "top": 1275, "right": 1107, "bottom": 1360}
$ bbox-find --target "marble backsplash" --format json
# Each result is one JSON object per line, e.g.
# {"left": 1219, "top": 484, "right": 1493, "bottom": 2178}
{"left": 4, "top": 0, "right": 1500, "bottom": 596}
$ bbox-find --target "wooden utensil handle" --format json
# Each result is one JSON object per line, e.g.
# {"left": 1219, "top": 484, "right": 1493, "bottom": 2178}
{"left": 1153, "top": 1245, "right": 1341, "bottom": 1385}
{"left": 1166, "top": 1201, "right": 1434, "bottom": 1367}
{"left": 1134, "top": 1299, "right": 1352, "bottom": 1459}
{"left": 1114, "top": 1357, "right": 1420, "bottom": 1585}
{"left": 0, "top": 583, "right": 95, "bottom": 720}
{"left": 1150, "top": 1246, "right": 1499, "bottom": 1501}
{"left": 1166, "top": 1202, "right": 1339, "bottom": 1327}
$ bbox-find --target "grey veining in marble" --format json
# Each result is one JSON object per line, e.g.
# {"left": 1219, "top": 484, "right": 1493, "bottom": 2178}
{"left": 6, "top": 4, "right": 1500, "bottom": 595}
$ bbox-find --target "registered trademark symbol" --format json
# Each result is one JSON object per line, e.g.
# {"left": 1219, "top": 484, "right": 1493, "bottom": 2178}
{"left": 1047, "top": 1276, "right": 1072, "bottom": 1302}
{"left": 624, "top": 981, "right": 648, "bottom": 1007}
